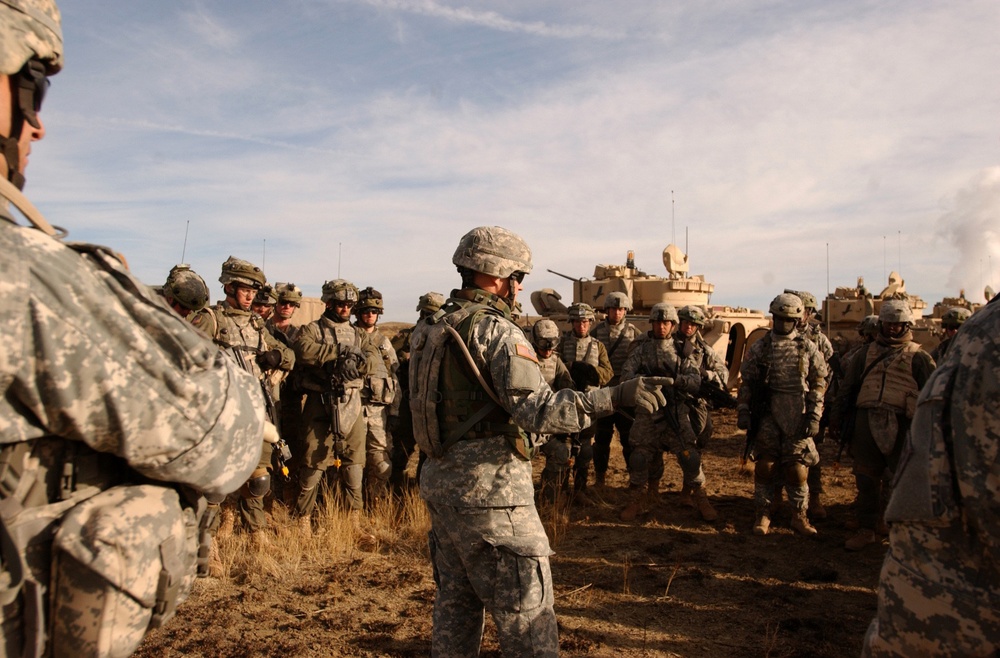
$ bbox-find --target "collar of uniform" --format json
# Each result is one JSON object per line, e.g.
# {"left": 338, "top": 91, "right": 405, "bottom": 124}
{"left": 221, "top": 300, "right": 251, "bottom": 316}
{"left": 451, "top": 287, "right": 512, "bottom": 317}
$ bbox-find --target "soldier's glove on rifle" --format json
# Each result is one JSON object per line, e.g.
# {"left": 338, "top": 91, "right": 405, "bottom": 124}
{"left": 803, "top": 417, "right": 821, "bottom": 439}
{"left": 612, "top": 376, "right": 673, "bottom": 414}
{"left": 336, "top": 345, "right": 365, "bottom": 381}
{"left": 737, "top": 409, "right": 751, "bottom": 431}
{"left": 257, "top": 349, "right": 283, "bottom": 370}
{"left": 262, "top": 421, "right": 280, "bottom": 444}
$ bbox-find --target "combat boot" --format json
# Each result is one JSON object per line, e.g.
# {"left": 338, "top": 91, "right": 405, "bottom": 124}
{"left": 808, "top": 492, "right": 827, "bottom": 519}
{"left": 350, "top": 510, "right": 377, "bottom": 551}
{"left": 296, "top": 514, "right": 312, "bottom": 538}
{"left": 753, "top": 514, "right": 771, "bottom": 536}
{"left": 692, "top": 486, "right": 718, "bottom": 522}
{"left": 207, "top": 540, "right": 224, "bottom": 578}
{"left": 678, "top": 485, "right": 694, "bottom": 508}
{"left": 216, "top": 505, "right": 235, "bottom": 540}
{"left": 619, "top": 486, "right": 646, "bottom": 522}
{"left": 646, "top": 478, "right": 662, "bottom": 507}
{"left": 790, "top": 510, "right": 818, "bottom": 537}
{"left": 250, "top": 528, "right": 272, "bottom": 550}
{"left": 594, "top": 471, "right": 607, "bottom": 490}
{"left": 845, "top": 529, "right": 878, "bottom": 551}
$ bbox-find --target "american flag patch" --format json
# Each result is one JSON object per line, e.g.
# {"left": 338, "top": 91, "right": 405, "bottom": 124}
{"left": 515, "top": 343, "right": 538, "bottom": 363}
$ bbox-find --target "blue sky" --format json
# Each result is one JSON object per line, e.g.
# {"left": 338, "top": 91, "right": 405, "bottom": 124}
{"left": 21, "top": 0, "right": 1000, "bottom": 320}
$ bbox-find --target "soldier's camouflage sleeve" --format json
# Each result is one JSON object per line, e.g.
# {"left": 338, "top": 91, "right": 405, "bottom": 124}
{"left": 804, "top": 341, "right": 827, "bottom": 419}
{"left": 292, "top": 320, "right": 338, "bottom": 367}
{"left": 595, "top": 341, "right": 614, "bottom": 386}
{"left": 621, "top": 335, "right": 647, "bottom": 380}
{"left": 0, "top": 226, "right": 265, "bottom": 496}
{"left": 862, "top": 298, "right": 1000, "bottom": 657}
{"left": 473, "top": 315, "right": 614, "bottom": 435}
{"left": 261, "top": 325, "right": 295, "bottom": 371}
{"left": 737, "top": 337, "right": 766, "bottom": 410}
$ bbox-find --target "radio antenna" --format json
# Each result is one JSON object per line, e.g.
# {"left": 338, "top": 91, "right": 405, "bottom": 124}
{"left": 180, "top": 220, "right": 190, "bottom": 263}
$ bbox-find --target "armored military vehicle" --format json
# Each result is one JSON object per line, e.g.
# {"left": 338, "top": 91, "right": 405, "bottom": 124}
{"left": 530, "top": 244, "right": 770, "bottom": 387}
{"left": 818, "top": 271, "right": 940, "bottom": 354}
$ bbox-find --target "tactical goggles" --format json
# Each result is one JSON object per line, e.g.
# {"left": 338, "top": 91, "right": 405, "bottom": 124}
{"left": 278, "top": 300, "right": 300, "bottom": 308}
{"left": 534, "top": 338, "right": 557, "bottom": 351}
{"left": 509, "top": 271, "right": 526, "bottom": 284}
{"left": 16, "top": 59, "right": 48, "bottom": 129}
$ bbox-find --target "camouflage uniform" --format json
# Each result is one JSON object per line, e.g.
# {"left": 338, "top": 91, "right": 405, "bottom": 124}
{"left": 862, "top": 296, "right": 1000, "bottom": 656}
{"left": 560, "top": 304, "right": 613, "bottom": 493}
{"left": 738, "top": 294, "right": 828, "bottom": 536}
{"left": 292, "top": 280, "right": 381, "bottom": 517}
{"left": 833, "top": 301, "right": 935, "bottom": 549}
{"left": 532, "top": 320, "right": 576, "bottom": 503}
{"left": 673, "top": 307, "right": 729, "bottom": 447}
{"left": 418, "top": 226, "right": 669, "bottom": 657}
{"left": 589, "top": 293, "right": 641, "bottom": 484}
{"left": 353, "top": 307, "right": 397, "bottom": 502}
{"left": 189, "top": 262, "right": 295, "bottom": 532}
{"left": 0, "top": 4, "right": 264, "bottom": 652}
{"left": 622, "top": 330, "right": 702, "bottom": 489}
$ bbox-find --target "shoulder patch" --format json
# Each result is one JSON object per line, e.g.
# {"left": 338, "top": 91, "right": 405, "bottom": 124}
{"left": 515, "top": 343, "right": 539, "bottom": 363}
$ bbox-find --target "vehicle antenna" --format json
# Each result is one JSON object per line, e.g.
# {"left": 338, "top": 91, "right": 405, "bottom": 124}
{"left": 338, "top": 242, "right": 342, "bottom": 278}
{"left": 826, "top": 242, "right": 831, "bottom": 335}
{"left": 897, "top": 230, "right": 901, "bottom": 274}
{"left": 685, "top": 225, "right": 689, "bottom": 260}
{"left": 671, "top": 190, "right": 676, "bottom": 246}
{"left": 262, "top": 239, "right": 266, "bottom": 272}
{"left": 883, "top": 235, "right": 886, "bottom": 283}
{"left": 180, "top": 220, "right": 190, "bottom": 263}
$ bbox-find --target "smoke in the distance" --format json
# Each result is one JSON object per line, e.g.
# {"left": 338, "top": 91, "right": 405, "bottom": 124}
{"left": 939, "top": 167, "right": 1000, "bottom": 302}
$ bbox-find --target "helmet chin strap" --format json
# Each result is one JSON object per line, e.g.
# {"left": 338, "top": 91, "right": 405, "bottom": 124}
{"left": 0, "top": 171, "right": 61, "bottom": 236}
{"left": 1, "top": 134, "right": 25, "bottom": 190}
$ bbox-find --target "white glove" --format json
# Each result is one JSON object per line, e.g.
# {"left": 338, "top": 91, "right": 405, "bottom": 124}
{"left": 262, "top": 421, "right": 280, "bottom": 444}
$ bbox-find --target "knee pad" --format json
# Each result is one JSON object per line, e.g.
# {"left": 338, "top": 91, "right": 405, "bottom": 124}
{"left": 754, "top": 459, "right": 776, "bottom": 483}
{"left": 204, "top": 492, "right": 227, "bottom": 505}
{"left": 243, "top": 468, "right": 271, "bottom": 498}
{"left": 298, "top": 466, "right": 324, "bottom": 492}
{"left": 628, "top": 450, "right": 649, "bottom": 474}
{"left": 784, "top": 463, "right": 808, "bottom": 486}
{"left": 676, "top": 448, "right": 701, "bottom": 476}
{"left": 342, "top": 463, "right": 364, "bottom": 490}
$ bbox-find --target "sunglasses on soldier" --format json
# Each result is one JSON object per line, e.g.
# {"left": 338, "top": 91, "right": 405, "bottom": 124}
{"left": 509, "top": 271, "right": 526, "bottom": 284}
{"left": 16, "top": 59, "right": 48, "bottom": 129}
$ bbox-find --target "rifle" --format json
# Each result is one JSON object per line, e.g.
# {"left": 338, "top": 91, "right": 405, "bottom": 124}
{"left": 648, "top": 366, "right": 682, "bottom": 434}
{"left": 226, "top": 344, "right": 292, "bottom": 477}
{"left": 696, "top": 378, "right": 738, "bottom": 409}
{"left": 321, "top": 359, "right": 348, "bottom": 468}
{"left": 742, "top": 352, "right": 770, "bottom": 464}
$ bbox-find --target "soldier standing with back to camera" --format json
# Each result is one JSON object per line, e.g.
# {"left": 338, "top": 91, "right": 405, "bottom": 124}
{"left": 861, "top": 295, "right": 999, "bottom": 657}
{"left": 353, "top": 287, "right": 398, "bottom": 504}
{"left": 292, "top": 279, "right": 381, "bottom": 546}
{"left": 738, "top": 293, "right": 827, "bottom": 537}
{"left": 190, "top": 257, "right": 295, "bottom": 540}
{"left": 674, "top": 305, "right": 730, "bottom": 448}
{"left": 831, "top": 299, "right": 935, "bottom": 551}
{"left": 930, "top": 306, "right": 971, "bottom": 363}
{"left": 159, "top": 264, "right": 210, "bottom": 318}
{"left": 0, "top": 2, "right": 267, "bottom": 653}
{"left": 590, "top": 292, "right": 641, "bottom": 487}
{"left": 410, "top": 226, "right": 671, "bottom": 657}
{"left": 531, "top": 319, "right": 576, "bottom": 505}
{"left": 560, "top": 302, "right": 613, "bottom": 497}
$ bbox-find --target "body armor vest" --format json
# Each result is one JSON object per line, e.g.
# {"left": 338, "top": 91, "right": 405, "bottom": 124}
{"left": 766, "top": 333, "right": 812, "bottom": 395}
{"left": 630, "top": 334, "right": 682, "bottom": 376}
{"left": 855, "top": 341, "right": 921, "bottom": 417}
{"left": 561, "top": 334, "right": 600, "bottom": 367}
{"left": 537, "top": 353, "right": 559, "bottom": 387}
{"left": 591, "top": 320, "right": 639, "bottom": 379}
{"left": 205, "top": 302, "right": 267, "bottom": 378}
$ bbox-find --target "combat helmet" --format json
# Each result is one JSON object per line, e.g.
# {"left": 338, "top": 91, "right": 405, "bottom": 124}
{"left": 531, "top": 319, "right": 561, "bottom": 351}
{"left": 275, "top": 282, "right": 303, "bottom": 306}
{"left": 941, "top": 306, "right": 972, "bottom": 329}
{"left": 163, "top": 265, "right": 209, "bottom": 312}
{"left": 452, "top": 226, "right": 532, "bottom": 278}
{"left": 321, "top": 279, "right": 359, "bottom": 304}
{"left": 769, "top": 293, "right": 804, "bottom": 320}
{"left": 219, "top": 256, "right": 265, "bottom": 290}
{"left": 356, "top": 286, "right": 384, "bottom": 314}
{"left": 785, "top": 289, "right": 818, "bottom": 311}
{"left": 857, "top": 314, "right": 879, "bottom": 337}
{"left": 253, "top": 285, "right": 277, "bottom": 307}
{"left": 416, "top": 291, "right": 445, "bottom": 314}
{"left": 878, "top": 299, "right": 913, "bottom": 324}
{"left": 650, "top": 303, "right": 679, "bottom": 323}
{"left": 603, "top": 292, "right": 632, "bottom": 311}
{"left": 567, "top": 302, "right": 596, "bottom": 321}
{"left": 678, "top": 305, "right": 707, "bottom": 327}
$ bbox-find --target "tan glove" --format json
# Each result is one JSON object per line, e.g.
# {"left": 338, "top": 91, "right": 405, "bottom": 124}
{"left": 262, "top": 421, "right": 280, "bottom": 444}
{"left": 611, "top": 376, "right": 673, "bottom": 414}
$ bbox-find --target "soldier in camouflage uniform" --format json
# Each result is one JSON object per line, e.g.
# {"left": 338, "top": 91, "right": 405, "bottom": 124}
{"left": 590, "top": 292, "right": 641, "bottom": 486}
{"left": 831, "top": 300, "right": 935, "bottom": 551}
{"left": 159, "top": 264, "right": 209, "bottom": 318}
{"left": 674, "top": 305, "right": 729, "bottom": 446}
{"left": 788, "top": 290, "right": 835, "bottom": 519}
{"left": 930, "top": 306, "right": 971, "bottom": 363}
{"left": 0, "top": 3, "right": 267, "bottom": 653}
{"left": 266, "top": 282, "right": 303, "bottom": 346}
{"left": 531, "top": 319, "right": 576, "bottom": 504}
{"left": 861, "top": 295, "right": 999, "bottom": 656}
{"left": 251, "top": 284, "right": 277, "bottom": 321}
{"left": 190, "top": 257, "right": 295, "bottom": 537}
{"left": 738, "top": 293, "right": 828, "bottom": 537}
{"left": 620, "top": 303, "right": 717, "bottom": 522}
{"left": 292, "top": 279, "right": 381, "bottom": 544}
{"left": 415, "top": 226, "right": 670, "bottom": 657}
{"left": 560, "top": 302, "right": 613, "bottom": 497}
{"left": 353, "top": 287, "right": 398, "bottom": 503}
{"left": 388, "top": 292, "right": 444, "bottom": 492}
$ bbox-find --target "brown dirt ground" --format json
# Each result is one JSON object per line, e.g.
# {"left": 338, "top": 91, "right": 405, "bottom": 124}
{"left": 135, "top": 409, "right": 885, "bottom": 658}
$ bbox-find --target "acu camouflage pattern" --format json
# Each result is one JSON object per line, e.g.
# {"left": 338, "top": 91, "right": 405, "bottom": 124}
{"left": 675, "top": 330, "right": 729, "bottom": 443}
{"left": 589, "top": 317, "right": 641, "bottom": 385}
{"left": 622, "top": 333, "right": 704, "bottom": 488}
{"left": 862, "top": 297, "right": 1000, "bottom": 657}
{"left": 0, "top": 210, "right": 265, "bottom": 656}
{"left": 419, "top": 287, "right": 613, "bottom": 657}
{"left": 0, "top": 0, "right": 63, "bottom": 75}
